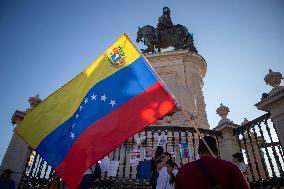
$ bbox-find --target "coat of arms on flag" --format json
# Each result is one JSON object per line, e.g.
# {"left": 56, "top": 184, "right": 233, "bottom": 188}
{"left": 106, "top": 45, "right": 126, "bottom": 68}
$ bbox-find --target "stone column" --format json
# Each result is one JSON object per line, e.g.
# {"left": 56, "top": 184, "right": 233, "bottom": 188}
{"left": 255, "top": 69, "right": 284, "bottom": 148}
{"left": 145, "top": 50, "right": 209, "bottom": 129}
{"left": 213, "top": 104, "right": 240, "bottom": 161}
{"left": 0, "top": 111, "right": 30, "bottom": 188}
{"left": 0, "top": 95, "right": 42, "bottom": 188}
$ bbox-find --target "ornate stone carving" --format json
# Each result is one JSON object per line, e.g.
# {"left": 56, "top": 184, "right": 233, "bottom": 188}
{"left": 11, "top": 94, "right": 42, "bottom": 126}
{"left": 216, "top": 103, "right": 233, "bottom": 125}
{"left": 155, "top": 115, "right": 172, "bottom": 125}
{"left": 171, "top": 111, "right": 191, "bottom": 126}
{"left": 11, "top": 110, "right": 25, "bottom": 125}
{"left": 216, "top": 103, "right": 229, "bottom": 118}
{"left": 264, "top": 69, "right": 283, "bottom": 88}
{"left": 264, "top": 69, "right": 284, "bottom": 96}
{"left": 25, "top": 94, "right": 42, "bottom": 113}
{"left": 153, "top": 111, "right": 196, "bottom": 127}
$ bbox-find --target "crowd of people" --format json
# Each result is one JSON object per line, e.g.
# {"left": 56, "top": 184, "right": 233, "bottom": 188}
{"left": 1, "top": 136, "right": 250, "bottom": 189}
{"left": 151, "top": 146, "right": 178, "bottom": 189}
{"left": 151, "top": 136, "right": 249, "bottom": 189}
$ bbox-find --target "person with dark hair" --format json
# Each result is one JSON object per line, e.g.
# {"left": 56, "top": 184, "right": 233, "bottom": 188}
{"left": 232, "top": 152, "right": 249, "bottom": 183}
{"left": 151, "top": 146, "right": 165, "bottom": 189}
{"left": 0, "top": 169, "right": 15, "bottom": 189}
{"left": 232, "top": 152, "right": 247, "bottom": 173}
{"left": 151, "top": 146, "right": 173, "bottom": 189}
{"left": 175, "top": 136, "right": 249, "bottom": 189}
{"left": 155, "top": 146, "right": 165, "bottom": 160}
{"left": 156, "top": 152, "right": 172, "bottom": 189}
{"left": 165, "top": 159, "right": 178, "bottom": 189}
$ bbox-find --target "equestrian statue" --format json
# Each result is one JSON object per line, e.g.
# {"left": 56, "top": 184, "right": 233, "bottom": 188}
{"left": 136, "top": 7, "right": 197, "bottom": 54}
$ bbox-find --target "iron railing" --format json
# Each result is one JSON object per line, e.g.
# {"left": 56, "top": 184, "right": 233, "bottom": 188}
{"left": 234, "top": 113, "right": 284, "bottom": 188}
{"left": 18, "top": 125, "right": 222, "bottom": 188}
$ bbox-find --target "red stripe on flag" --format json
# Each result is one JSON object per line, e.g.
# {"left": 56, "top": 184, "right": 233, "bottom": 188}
{"left": 55, "top": 82, "right": 176, "bottom": 189}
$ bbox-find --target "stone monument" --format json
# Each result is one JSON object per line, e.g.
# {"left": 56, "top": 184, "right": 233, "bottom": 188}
{"left": 136, "top": 7, "right": 197, "bottom": 54}
{"left": 1, "top": 8, "right": 211, "bottom": 185}
{"left": 146, "top": 50, "right": 209, "bottom": 129}
{"left": 0, "top": 95, "right": 42, "bottom": 187}
{"left": 136, "top": 7, "right": 209, "bottom": 128}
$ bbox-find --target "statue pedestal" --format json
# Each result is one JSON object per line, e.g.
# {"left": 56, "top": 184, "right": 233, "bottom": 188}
{"left": 145, "top": 50, "right": 209, "bottom": 129}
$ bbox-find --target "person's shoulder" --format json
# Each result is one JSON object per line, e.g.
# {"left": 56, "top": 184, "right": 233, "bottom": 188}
{"left": 178, "top": 161, "right": 198, "bottom": 173}
{"left": 215, "top": 158, "right": 241, "bottom": 170}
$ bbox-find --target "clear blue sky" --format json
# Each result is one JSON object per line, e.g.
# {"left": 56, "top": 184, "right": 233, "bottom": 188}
{"left": 0, "top": 0, "right": 283, "bottom": 163}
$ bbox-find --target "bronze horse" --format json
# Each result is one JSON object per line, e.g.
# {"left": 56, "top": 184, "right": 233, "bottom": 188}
{"left": 136, "top": 24, "right": 197, "bottom": 54}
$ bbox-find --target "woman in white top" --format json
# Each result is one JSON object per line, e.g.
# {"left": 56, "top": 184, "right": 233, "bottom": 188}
{"left": 164, "top": 160, "right": 179, "bottom": 189}
{"left": 156, "top": 152, "right": 172, "bottom": 189}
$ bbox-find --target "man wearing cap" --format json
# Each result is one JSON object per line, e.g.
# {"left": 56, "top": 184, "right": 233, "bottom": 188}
{"left": 0, "top": 169, "right": 15, "bottom": 189}
{"left": 175, "top": 136, "right": 249, "bottom": 189}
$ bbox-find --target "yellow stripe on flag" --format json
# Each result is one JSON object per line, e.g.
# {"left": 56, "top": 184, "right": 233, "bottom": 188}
{"left": 16, "top": 34, "right": 140, "bottom": 148}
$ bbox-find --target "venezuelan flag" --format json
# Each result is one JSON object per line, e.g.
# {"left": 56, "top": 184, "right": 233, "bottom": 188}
{"left": 15, "top": 34, "right": 177, "bottom": 189}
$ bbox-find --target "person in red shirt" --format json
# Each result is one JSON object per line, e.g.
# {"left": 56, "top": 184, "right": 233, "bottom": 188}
{"left": 175, "top": 136, "right": 249, "bottom": 189}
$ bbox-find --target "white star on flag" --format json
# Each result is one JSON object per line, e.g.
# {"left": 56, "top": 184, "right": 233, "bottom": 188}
{"left": 70, "top": 132, "right": 75, "bottom": 139}
{"left": 76, "top": 114, "right": 79, "bottom": 119}
{"left": 72, "top": 123, "right": 76, "bottom": 128}
{"left": 79, "top": 105, "right": 83, "bottom": 111}
{"left": 91, "top": 94, "right": 97, "bottom": 100}
{"left": 84, "top": 98, "right": 88, "bottom": 104}
{"left": 100, "top": 94, "right": 107, "bottom": 102}
{"left": 110, "top": 100, "right": 116, "bottom": 107}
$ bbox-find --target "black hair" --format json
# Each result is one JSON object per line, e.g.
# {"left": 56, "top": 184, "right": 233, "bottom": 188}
{"left": 166, "top": 159, "right": 176, "bottom": 184}
{"left": 164, "top": 151, "right": 172, "bottom": 157}
{"left": 232, "top": 152, "right": 244, "bottom": 162}
{"left": 198, "top": 136, "right": 218, "bottom": 154}
{"left": 166, "top": 159, "right": 175, "bottom": 167}
{"left": 154, "top": 146, "right": 164, "bottom": 158}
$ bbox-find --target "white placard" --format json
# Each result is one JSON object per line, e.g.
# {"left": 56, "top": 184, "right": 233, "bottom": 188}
{"left": 158, "top": 134, "right": 168, "bottom": 146}
{"left": 130, "top": 149, "right": 141, "bottom": 166}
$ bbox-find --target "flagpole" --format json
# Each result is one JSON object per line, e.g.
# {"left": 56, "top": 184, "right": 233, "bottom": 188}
{"left": 180, "top": 110, "right": 216, "bottom": 158}
{"left": 124, "top": 33, "right": 215, "bottom": 158}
